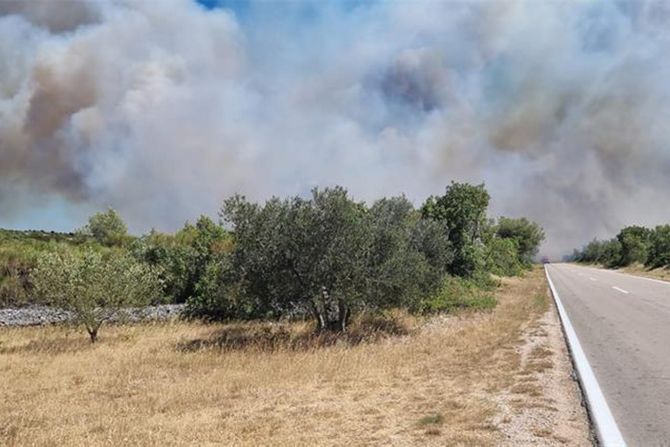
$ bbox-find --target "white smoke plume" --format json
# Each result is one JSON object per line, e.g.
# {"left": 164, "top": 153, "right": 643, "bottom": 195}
{"left": 1, "top": 0, "right": 669, "bottom": 257}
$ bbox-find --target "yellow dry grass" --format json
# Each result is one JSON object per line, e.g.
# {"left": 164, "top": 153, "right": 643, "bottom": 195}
{"left": 0, "top": 268, "right": 551, "bottom": 446}
{"left": 618, "top": 263, "right": 670, "bottom": 282}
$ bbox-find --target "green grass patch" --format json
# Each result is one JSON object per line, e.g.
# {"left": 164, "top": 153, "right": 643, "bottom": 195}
{"left": 421, "top": 275, "right": 497, "bottom": 314}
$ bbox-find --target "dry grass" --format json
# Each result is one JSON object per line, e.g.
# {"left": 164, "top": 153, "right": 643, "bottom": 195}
{"left": 618, "top": 263, "right": 670, "bottom": 282}
{"left": 1, "top": 268, "right": 555, "bottom": 446}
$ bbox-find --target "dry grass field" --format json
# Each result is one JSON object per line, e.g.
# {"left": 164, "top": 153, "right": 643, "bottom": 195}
{"left": 0, "top": 267, "right": 590, "bottom": 446}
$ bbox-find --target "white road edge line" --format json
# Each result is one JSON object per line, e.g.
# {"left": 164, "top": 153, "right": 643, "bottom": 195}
{"left": 545, "top": 266, "right": 627, "bottom": 447}
{"left": 612, "top": 286, "right": 629, "bottom": 294}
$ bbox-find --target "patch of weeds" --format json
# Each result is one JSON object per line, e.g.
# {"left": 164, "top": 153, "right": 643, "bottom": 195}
{"left": 418, "top": 413, "right": 444, "bottom": 426}
{"left": 533, "top": 292, "right": 547, "bottom": 310}
{"left": 422, "top": 276, "right": 497, "bottom": 313}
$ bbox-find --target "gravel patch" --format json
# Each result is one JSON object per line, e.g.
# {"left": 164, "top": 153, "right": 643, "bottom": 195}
{"left": 0, "top": 304, "right": 185, "bottom": 327}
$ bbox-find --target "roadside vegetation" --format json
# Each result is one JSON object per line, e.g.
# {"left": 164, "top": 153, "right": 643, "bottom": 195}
{"left": 570, "top": 224, "right": 670, "bottom": 275}
{"left": 1, "top": 182, "right": 544, "bottom": 343}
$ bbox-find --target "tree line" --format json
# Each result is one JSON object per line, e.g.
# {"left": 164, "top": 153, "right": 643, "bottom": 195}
{"left": 570, "top": 224, "right": 670, "bottom": 269}
{"left": 3, "top": 182, "right": 545, "bottom": 341}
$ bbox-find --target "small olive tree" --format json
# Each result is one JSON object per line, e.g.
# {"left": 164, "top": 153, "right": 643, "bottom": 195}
{"left": 32, "top": 250, "right": 162, "bottom": 342}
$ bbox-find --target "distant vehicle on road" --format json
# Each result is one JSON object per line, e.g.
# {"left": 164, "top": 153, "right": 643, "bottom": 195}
{"left": 541, "top": 256, "right": 551, "bottom": 264}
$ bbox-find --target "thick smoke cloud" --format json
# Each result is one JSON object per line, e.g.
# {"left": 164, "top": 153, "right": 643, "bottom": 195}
{"left": 1, "top": 0, "right": 669, "bottom": 257}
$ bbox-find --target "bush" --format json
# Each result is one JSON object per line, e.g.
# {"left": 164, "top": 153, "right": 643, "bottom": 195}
{"left": 0, "top": 230, "right": 104, "bottom": 307}
{"left": 573, "top": 238, "right": 622, "bottom": 268}
{"left": 484, "top": 237, "right": 523, "bottom": 276}
{"left": 421, "top": 276, "right": 496, "bottom": 313}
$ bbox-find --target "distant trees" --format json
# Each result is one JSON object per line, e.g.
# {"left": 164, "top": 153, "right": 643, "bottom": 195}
{"left": 494, "top": 217, "right": 545, "bottom": 265}
{"left": 573, "top": 238, "right": 623, "bottom": 267}
{"left": 32, "top": 251, "right": 162, "bottom": 342}
{"left": 573, "top": 224, "right": 670, "bottom": 270}
{"left": 79, "top": 209, "right": 129, "bottom": 247}
{"left": 617, "top": 226, "right": 652, "bottom": 266}
{"left": 648, "top": 225, "right": 670, "bottom": 268}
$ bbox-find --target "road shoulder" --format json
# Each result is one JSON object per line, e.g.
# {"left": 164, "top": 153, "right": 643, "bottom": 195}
{"left": 493, "top": 278, "right": 593, "bottom": 445}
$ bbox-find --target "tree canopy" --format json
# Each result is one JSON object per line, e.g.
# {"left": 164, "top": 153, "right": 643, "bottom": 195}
{"left": 421, "top": 182, "right": 490, "bottom": 277}
{"left": 79, "top": 209, "right": 129, "bottom": 247}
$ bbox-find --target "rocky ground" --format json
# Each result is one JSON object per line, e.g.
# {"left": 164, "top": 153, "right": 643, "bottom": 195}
{"left": 0, "top": 304, "right": 185, "bottom": 327}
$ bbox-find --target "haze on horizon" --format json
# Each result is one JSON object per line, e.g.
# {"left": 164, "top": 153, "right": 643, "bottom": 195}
{"left": 1, "top": 0, "right": 669, "bottom": 258}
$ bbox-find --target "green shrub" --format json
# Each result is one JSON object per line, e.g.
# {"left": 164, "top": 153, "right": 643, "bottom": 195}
{"left": 484, "top": 237, "right": 523, "bottom": 276}
{"left": 647, "top": 225, "right": 670, "bottom": 268}
{"left": 421, "top": 276, "right": 496, "bottom": 313}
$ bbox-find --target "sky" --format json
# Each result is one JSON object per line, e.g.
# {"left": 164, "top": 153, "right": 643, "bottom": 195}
{"left": 1, "top": 0, "right": 669, "bottom": 258}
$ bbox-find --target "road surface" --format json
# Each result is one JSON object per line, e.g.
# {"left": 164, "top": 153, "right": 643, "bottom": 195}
{"left": 546, "top": 263, "right": 670, "bottom": 446}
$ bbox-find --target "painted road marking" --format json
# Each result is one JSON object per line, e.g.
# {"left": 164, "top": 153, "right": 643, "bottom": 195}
{"left": 545, "top": 266, "right": 627, "bottom": 447}
{"left": 612, "top": 286, "right": 629, "bottom": 294}
{"left": 589, "top": 277, "right": 597, "bottom": 281}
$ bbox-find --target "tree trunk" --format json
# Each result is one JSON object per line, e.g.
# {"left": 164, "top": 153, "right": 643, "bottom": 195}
{"left": 87, "top": 327, "right": 98, "bottom": 343}
{"left": 337, "top": 299, "right": 349, "bottom": 332}
{"left": 314, "top": 289, "right": 349, "bottom": 332}
{"left": 310, "top": 300, "right": 325, "bottom": 331}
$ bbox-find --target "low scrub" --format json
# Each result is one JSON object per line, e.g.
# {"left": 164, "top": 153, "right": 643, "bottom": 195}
{"left": 421, "top": 276, "right": 497, "bottom": 314}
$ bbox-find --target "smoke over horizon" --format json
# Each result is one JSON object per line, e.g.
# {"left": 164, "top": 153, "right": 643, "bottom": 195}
{"left": 1, "top": 0, "right": 670, "bottom": 257}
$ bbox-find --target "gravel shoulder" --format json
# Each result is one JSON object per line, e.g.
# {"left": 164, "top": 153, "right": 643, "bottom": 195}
{"left": 494, "top": 289, "right": 593, "bottom": 445}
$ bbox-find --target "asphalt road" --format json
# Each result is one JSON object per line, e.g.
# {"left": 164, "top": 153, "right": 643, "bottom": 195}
{"left": 546, "top": 263, "right": 670, "bottom": 446}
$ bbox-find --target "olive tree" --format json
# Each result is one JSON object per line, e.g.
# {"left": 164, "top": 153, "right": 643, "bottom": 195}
{"left": 222, "top": 187, "right": 372, "bottom": 331}
{"left": 32, "top": 250, "right": 162, "bottom": 342}
{"left": 366, "top": 196, "right": 451, "bottom": 311}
